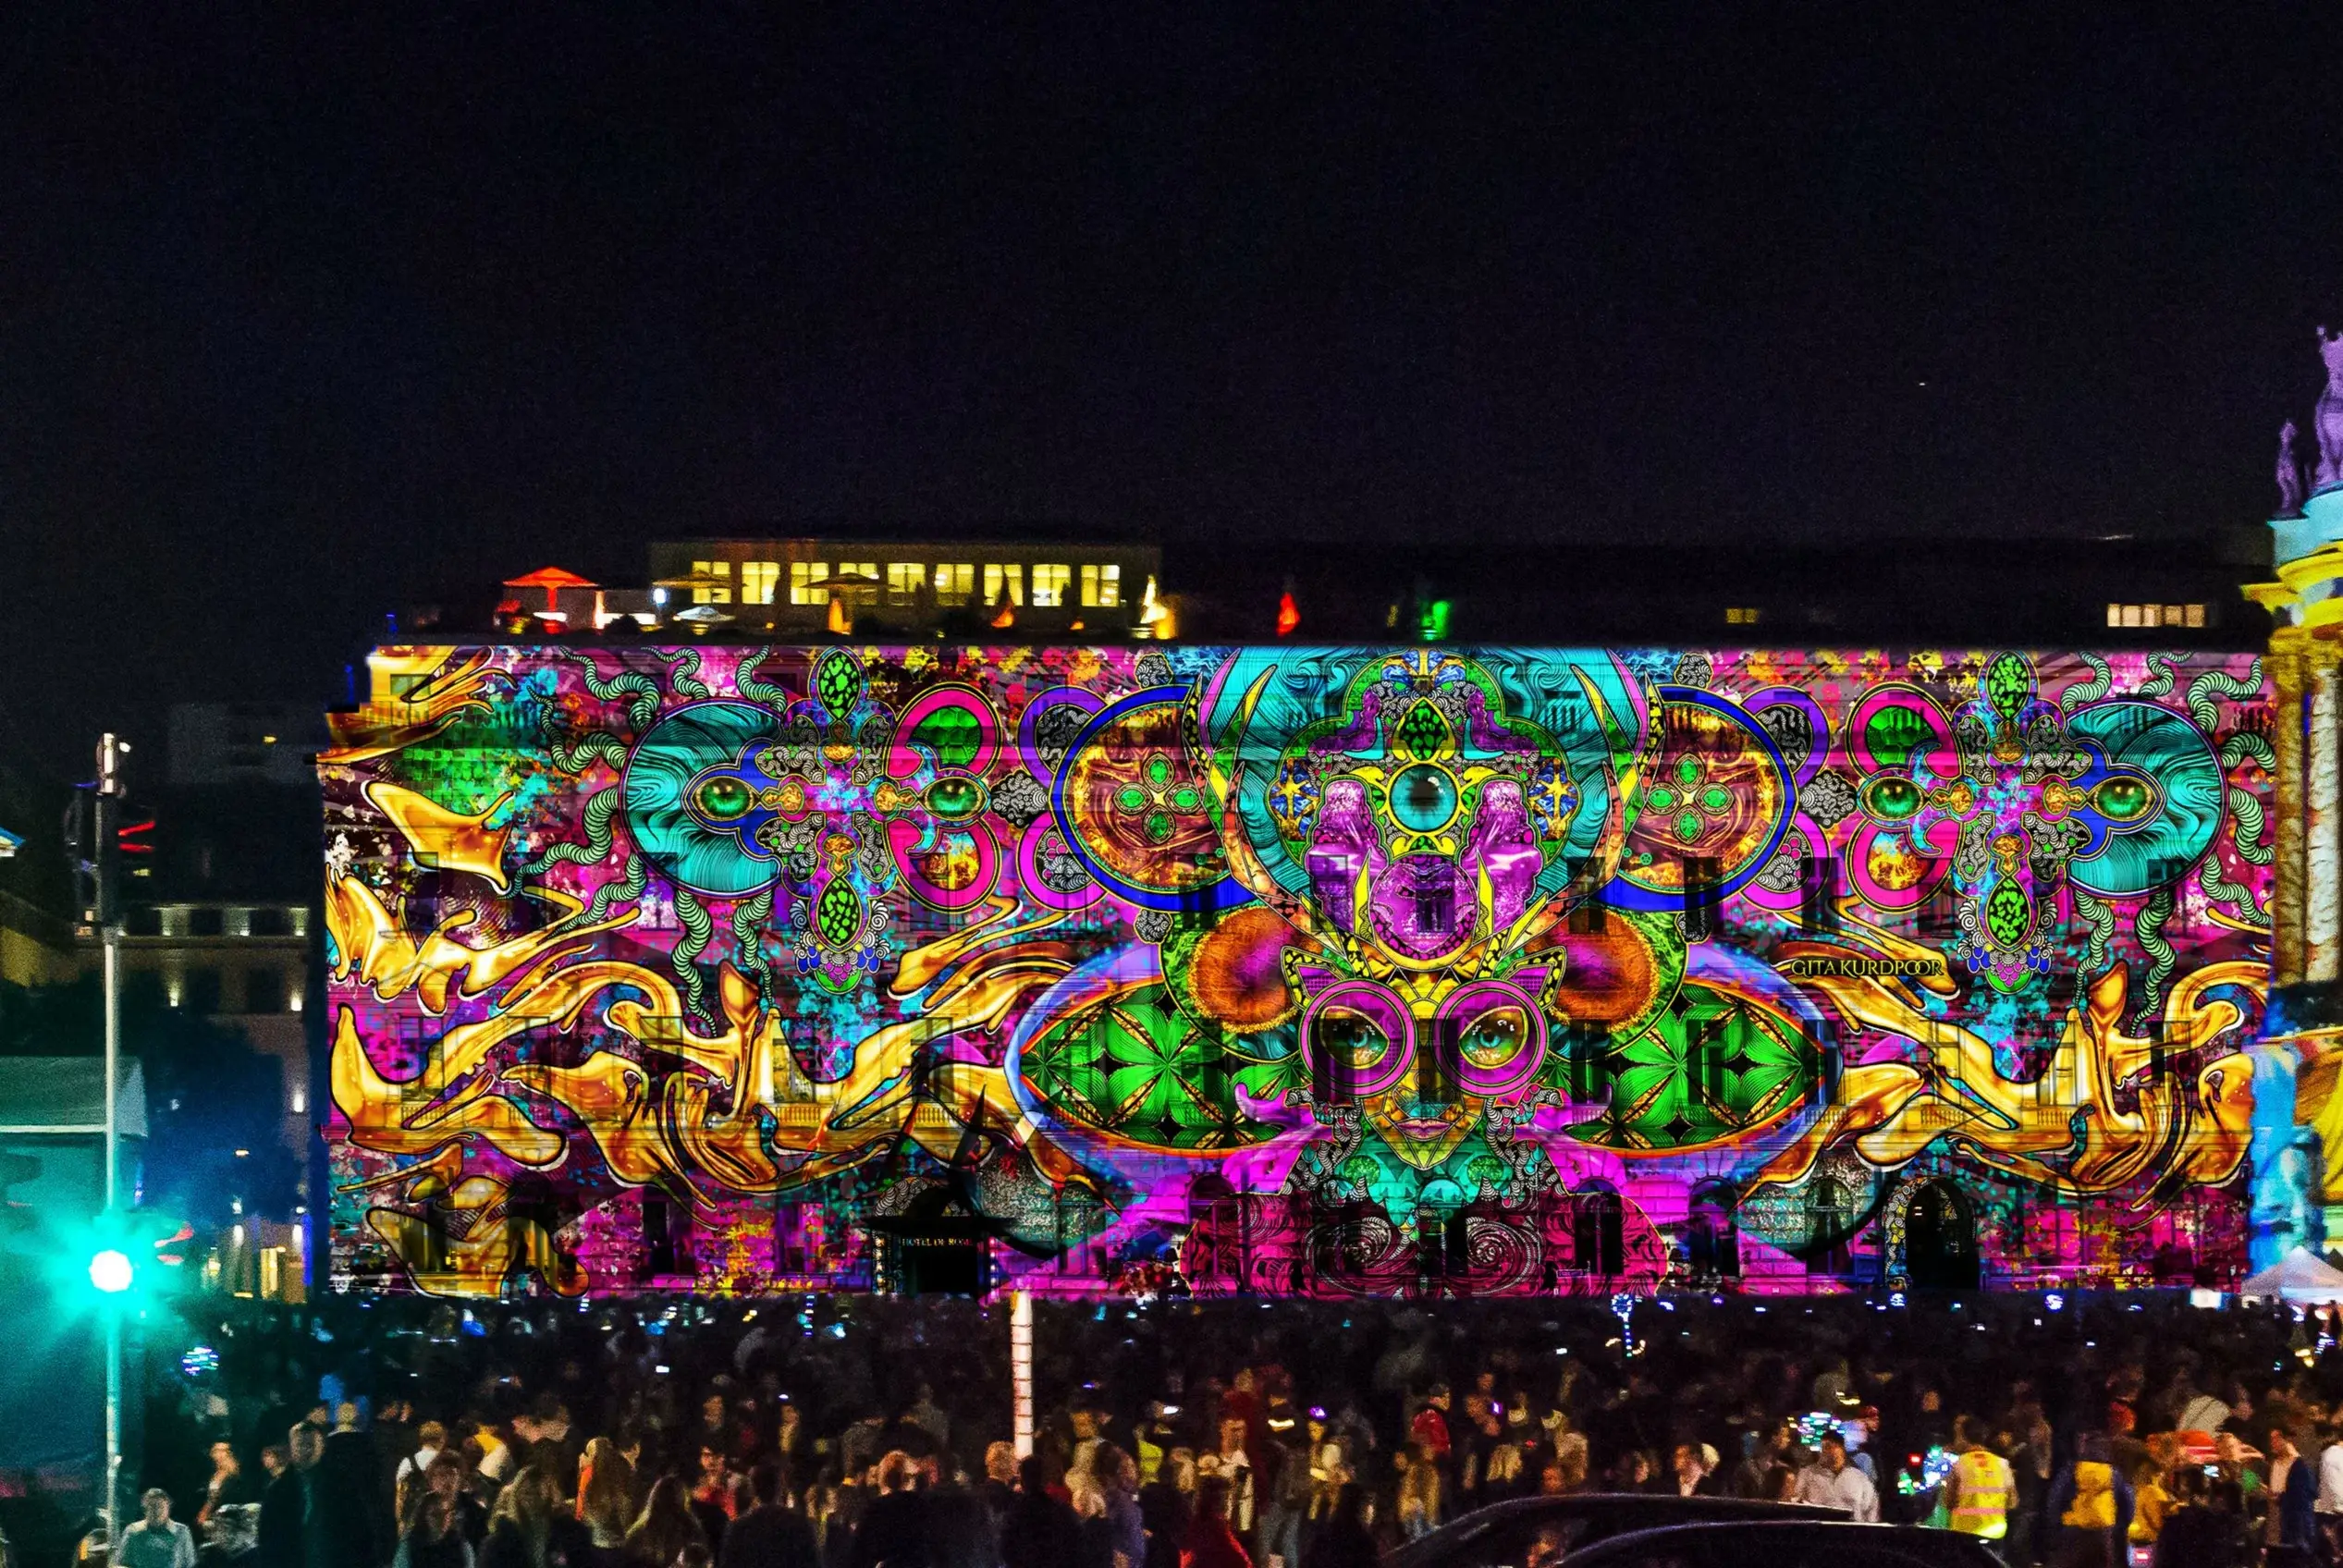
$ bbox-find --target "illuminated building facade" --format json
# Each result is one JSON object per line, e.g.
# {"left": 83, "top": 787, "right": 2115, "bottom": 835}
{"left": 323, "top": 639, "right": 2275, "bottom": 1299}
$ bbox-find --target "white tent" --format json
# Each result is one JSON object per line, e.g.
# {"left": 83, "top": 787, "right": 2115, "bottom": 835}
{"left": 2239, "top": 1246, "right": 2343, "bottom": 1303}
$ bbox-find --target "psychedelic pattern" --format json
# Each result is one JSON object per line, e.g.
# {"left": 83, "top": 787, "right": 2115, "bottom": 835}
{"left": 322, "top": 645, "right": 2274, "bottom": 1298}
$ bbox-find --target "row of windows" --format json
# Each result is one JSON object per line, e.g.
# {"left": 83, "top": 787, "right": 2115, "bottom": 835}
{"left": 689, "top": 557, "right": 1122, "bottom": 610}
{"left": 131, "top": 906, "right": 309, "bottom": 938}
{"left": 2107, "top": 602, "right": 2208, "bottom": 628}
{"left": 133, "top": 967, "right": 305, "bottom": 1014}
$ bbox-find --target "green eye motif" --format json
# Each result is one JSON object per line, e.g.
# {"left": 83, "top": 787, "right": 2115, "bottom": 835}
{"left": 2093, "top": 776, "right": 2154, "bottom": 823}
{"left": 693, "top": 776, "right": 755, "bottom": 821}
{"left": 925, "top": 776, "right": 986, "bottom": 820}
{"left": 1862, "top": 776, "right": 1922, "bottom": 821}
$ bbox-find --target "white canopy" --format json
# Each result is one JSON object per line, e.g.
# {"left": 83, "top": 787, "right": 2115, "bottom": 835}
{"left": 2239, "top": 1246, "right": 2343, "bottom": 1303}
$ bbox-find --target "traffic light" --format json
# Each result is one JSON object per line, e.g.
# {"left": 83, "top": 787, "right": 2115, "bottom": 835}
{"left": 76, "top": 1207, "right": 190, "bottom": 1303}
{"left": 87, "top": 1247, "right": 132, "bottom": 1294}
{"left": 65, "top": 734, "right": 142, "bottom": 927}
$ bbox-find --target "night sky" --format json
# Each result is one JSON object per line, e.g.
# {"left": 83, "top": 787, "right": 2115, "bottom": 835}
{"left": 4, "top": 6, "right": 2342, "bottom": 778}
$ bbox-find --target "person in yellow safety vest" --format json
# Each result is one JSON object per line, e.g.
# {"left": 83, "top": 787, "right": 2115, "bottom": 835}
{"left": 1945, "top": 1415, "right": 2016, "bottom": 1542}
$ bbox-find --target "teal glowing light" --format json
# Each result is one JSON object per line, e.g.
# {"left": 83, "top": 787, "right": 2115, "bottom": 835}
{"left": 88, "top": 1248, "right": 133, "bottom": 1294}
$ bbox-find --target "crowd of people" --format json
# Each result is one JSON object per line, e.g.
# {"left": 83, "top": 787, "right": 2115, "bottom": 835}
{"left": 45, "top": 1288, "right": 2343, "bottom": 1567}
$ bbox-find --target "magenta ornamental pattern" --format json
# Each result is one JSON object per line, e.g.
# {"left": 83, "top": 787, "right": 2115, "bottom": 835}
{"left": 321, "top": 644, "right": 2272, "bottom": 1299}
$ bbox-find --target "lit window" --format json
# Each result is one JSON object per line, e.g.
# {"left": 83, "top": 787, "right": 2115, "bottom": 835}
{"left": 983, "top": 563, "right": 1024, "bottom": 607}
{"left": 2186, "top": 603, "right": 2206, "bottom": 628}
{"left": 934, "top": 564, "right": 975, "bottom": 607}
{"left": 1724, "top": 606, "right": 1761, "bottom": 626}
{"left": 290, "top": 1084, "right": 307, "bottom": 1115}
{"left": 690, "top": 559, "right": 732, "bottom": 606}
{"left": 1080, "top": 563, "right": 1122, "bottom": 607}
{"left": 887, "top": 562, "right": 927, "bottom": 605}
{"left": 2106, "top": 603, "right": 2123, "bottom": 628}
{"left": 1031, "top": 564, "right": 1072, "bottom": 607}
{"left": 839, "top": 563, "right": 877, "bottom": 604}
{"left": 2121, "top": 604, "right": 2141, "bottom": 628}
{"left": 791, "top": 562, "right": 832, "bottom": 606}
{"left": 288, "top": 907, "right": 308, "bottom": 937}
{"left": 2164, "top": 606, "right": 2183, "bottom": 628}
{"left": 740, "top": 561, "right": 779, "bottom": 606}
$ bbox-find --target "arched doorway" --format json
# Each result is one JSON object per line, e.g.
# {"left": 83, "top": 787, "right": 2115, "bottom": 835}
{"left": 1904, "top": 1180, "right": 1980, "bottom": 1292}
{"left": 1572, "top": 1182, "right": 1625, "bottom": 1280}
{"left": 1687, "top": 1181, "right": 1740, "bottom": 1280}
{"left": 1803, "top": 1177, "right": 1855, "bottom": 1280}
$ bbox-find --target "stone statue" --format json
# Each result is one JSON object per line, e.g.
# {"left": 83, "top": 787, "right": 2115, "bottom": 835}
{"left": 2317, "top": 326, "right": 2343, "bottom": 492}
{"left": 2279, "top": 420, "right": 2306, "bottom": 517}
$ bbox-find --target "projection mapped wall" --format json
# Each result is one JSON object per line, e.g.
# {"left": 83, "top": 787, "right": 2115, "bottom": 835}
{"left": 323, "top": 644, "right": 2272, "bottom": 1298}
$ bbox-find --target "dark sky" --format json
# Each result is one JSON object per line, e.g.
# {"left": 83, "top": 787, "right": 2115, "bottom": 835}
{"left": 3, "top": 6, "right": 2342, "bottom": 778}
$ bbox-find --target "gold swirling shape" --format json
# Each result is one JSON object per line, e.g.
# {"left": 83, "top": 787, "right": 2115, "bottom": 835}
{"left": 323, "top": 647, "right": 497, "bottom": 763}
{"left": 1749, "top": 956, "right": 2263, "bottom": 1200}
{"left": 363, "top": 782, "right": 519, "bottom": 892}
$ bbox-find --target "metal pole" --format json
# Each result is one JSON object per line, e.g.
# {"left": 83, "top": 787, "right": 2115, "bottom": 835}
{"left": 97, "top": 732, "right": 123, "bottom": 1554}
{"left": 105, "top": 1310, "right": 121, "bottom": 1554}
{"left": 1010, "top": 1291, "right": 1035, "bottom": 1459}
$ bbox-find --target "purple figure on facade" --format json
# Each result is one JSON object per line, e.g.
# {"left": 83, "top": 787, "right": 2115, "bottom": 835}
{"left": 2278, "top": 420, "right": 2305, "bottom": 517}
{"left": 2316, "top": 327, "right": 2343, "bottom": 492}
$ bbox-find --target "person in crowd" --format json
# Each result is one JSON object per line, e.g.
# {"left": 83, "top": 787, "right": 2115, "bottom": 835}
{"left": 1944, "top": 1415, "right": 2014, "bottom": 1546}
{"left": 845, "top": 1451, "right": 925, "bottom": 1568}
{"left": 999, "top": 1453, "right": 1083, "bottom": 1568}
{"left": 1093, "top": 1444, "right": 1146, "bottom": 1568}
{"left": 976, "top": 1442, "right": 1019, "bottom": 1533}
{"left": 479, "top": 1466, "right": 580, "bottom": 1568}
{"left": 1669, "top": 1442, "right": 1717, "bottom": 1499}
{"left": 624, "top": 1476, "right": 709, "bottom": 1568}
{"left": 2128, "top": 1457, "right": 2173, "bottom": 1558}
{"left": 258, "top": 1424, "right": 325, "bottom": 1568}
{"left": 1207, "top": 1418, "right": 1254, "bottom": 1539}
{"left": 2046, "top": 1432, "right": 2134, "bottom": 1568}
{"left": 1406, "top": 1387, "right": 1452, "bottom": 1489}
{"left": 395, "top": 1491, "right": 477, "bottom": 1568}
{"left": 201, "top": 1441, "right": 260, "bottom": 1529}
{"left": 718, "top": 1461, "right": 816, "bottom": 1568}
{"left": 1792, "top": 1432, "right": 1879, "bottom": 1522}
{"left": 399, "top": 1423, "right": 452, "bottom": 1525}
{"left": 1392, "top": 1446, "right": 1439, "bottom": 1540}
{"left": 1729, "top": 1422, "right": 1791, "bottom": 1500}
{"left": 2317, "top": 1416, "right": 2343, "bottom": 1561}
{"left": 323, "top": 1402, "right": 394, "bottom": 1564}
{"left": 1180, "top": 1475, "right": 1251, "bottom": 1568}
{"left": 1137, "top": 1450, "right": 1196, "bottom": 1568}
{"left": 692, "top": 1441, "right": 745, "bottom": 1550}
{"left": 2267, "top": 1425, "right": 2321, "bottom": 1567}
{"left": 119, "top": 1487, "right": 198, "bottom": 1568}
{"left": 575, "top": 1437, "right": 635, "bottom": 1558}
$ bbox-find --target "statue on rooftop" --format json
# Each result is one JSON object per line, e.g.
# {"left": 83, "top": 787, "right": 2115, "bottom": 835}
{"left": 2279, "top": 420, "right": 2305, "bottom": 517}
{"left": 2316, "top": 327, "right": 2343, "bottom": 492}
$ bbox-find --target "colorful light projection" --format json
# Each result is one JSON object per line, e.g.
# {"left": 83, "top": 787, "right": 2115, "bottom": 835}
{"left": 322, "top": 645, "right": 2273, "bottom": 1298}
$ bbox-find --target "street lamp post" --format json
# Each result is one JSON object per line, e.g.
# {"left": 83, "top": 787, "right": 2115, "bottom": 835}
{"left": 96, "top": 733, "right": 126, "bottom": 1555}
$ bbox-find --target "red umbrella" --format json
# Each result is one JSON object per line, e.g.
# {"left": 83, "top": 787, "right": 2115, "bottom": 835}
{"left": 503, "top": 566, "right": 597, "bottom": 611}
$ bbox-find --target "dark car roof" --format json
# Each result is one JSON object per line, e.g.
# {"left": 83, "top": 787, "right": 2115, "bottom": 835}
{"left": 1564, "top": 1519, "right": 2006, "bottom": 1568}
{"left": 1385, "top": 1493, "right": 1850, "bottom": 1568}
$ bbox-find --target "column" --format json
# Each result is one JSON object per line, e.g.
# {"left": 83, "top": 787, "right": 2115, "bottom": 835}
{"left": 2311, "top": 655, "right": 2341, "bottom": 983}
{"left": 1010, "top": 1290, "right": 1035, "bottom": 1458}
{"left": 2275, "top": 645, "right": 2308, "bottom": 986}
